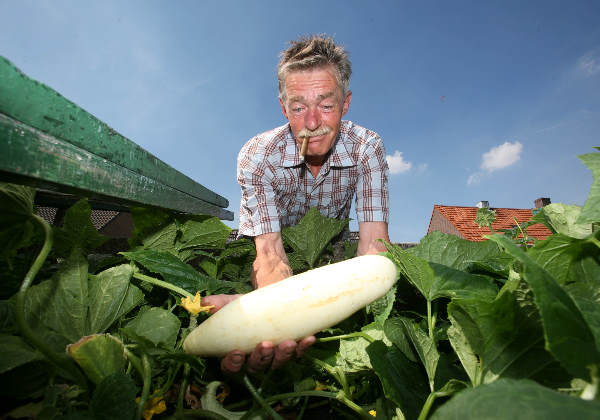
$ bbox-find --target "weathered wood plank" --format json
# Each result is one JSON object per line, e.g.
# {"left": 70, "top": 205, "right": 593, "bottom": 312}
{"left": 0, "top": 56, "right": 229, "bottom": 209}
{"left": 0, "top": 112, "right": 234, "bottom": 220}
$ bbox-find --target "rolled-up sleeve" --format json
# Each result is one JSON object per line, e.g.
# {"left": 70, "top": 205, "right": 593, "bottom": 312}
{"left": 355, "top": 136, "right": 389, "bottom": 223}
{"left": 237, "top": 142, "right": 281, "bottom": 237}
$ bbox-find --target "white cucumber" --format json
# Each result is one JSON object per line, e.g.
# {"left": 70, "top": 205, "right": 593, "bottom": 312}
{"left": 183, "top": 255, "right": 397, "bottom": 356}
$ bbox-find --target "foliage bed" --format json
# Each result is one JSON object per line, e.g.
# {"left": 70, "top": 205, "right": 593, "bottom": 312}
{"left": 1, "top": 149, "right": 599, "bottom": 419}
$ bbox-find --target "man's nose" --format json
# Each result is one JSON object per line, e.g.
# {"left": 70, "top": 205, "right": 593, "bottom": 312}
{"left": 304, "top": 107, "right": 321, "bottom": 131}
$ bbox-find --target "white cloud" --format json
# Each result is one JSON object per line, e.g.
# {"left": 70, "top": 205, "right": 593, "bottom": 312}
{"left": 480, "top": 141, "right": 523, "bottom": 172}
{"left": 386, "top": 150, "right": 412, "bottom": 174}
{"left": 577, "top": 48, "right": 600, "bottom": 77}
{"left": 467, "top": 172, "right": 482, "bottom": 185}
{"left": 467, "top": 141, "right": 523, "bottom": 186}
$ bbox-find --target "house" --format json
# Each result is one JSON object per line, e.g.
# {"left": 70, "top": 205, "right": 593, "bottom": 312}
{"left": 427, "top": 197, "right": 553, "bottom": 242}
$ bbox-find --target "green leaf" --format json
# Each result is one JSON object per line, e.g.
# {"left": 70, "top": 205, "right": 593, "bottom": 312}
{"left": 0, "top": 334, "right": 42, "bottom": 374}
{"left": 366, "top": 340, "right": 429, "bottom": 420}
{"left": 384, "top": 317, "right": 419, "bottom": 363}
{"left": 0, "top": 183, "right": 36, "bottom": 260}
{"left": 408, "top": 231, "right": 503, "bottom": 271}
{"left": 466, "top": 254, "right": 514, "bottom": 278}
{"left": 178, "top": 216, "right": 231, "bottom": 250}
{"left": 140, "top": 222, "right": 178, "bottom": 253}
{"left": 195, "top": 250, "right": 218, "bottom": 278}
{"left": 281, "top": 207, "right": 349, "bottom": 268}
{"left": 336, "top": 324, "right": 386, "bottom": 373}
{"left": 121, "top": 249, "right": 229, "bottom": 294}
{"left": 53, "top": 199, "right": 107, "bottom": 257}
{"left": 430, "top": 378, "right": 600, "bottom": 420}
{"left": 67, "top": 334, "right": 126, "bottom": 385}
{"left": 385, "top": 243, "right": 498, "bottom": 302}
{"left": 565, "top": 281, "right": 600, "bottom": 353}
{"left": 398, "top": 317, "right": 440, "bottom": 392}
{"left": 122, "top": 307, "right": 181, "bottom": 349}
{"left": 474, "top": 207, "right": 496, "bottom": 228}
{"left": 367, "top": 285, "right": 397, "bottom": 326}
{"left": 488, "top": 235, "right": 600, "bottom": 380}
{"left": 21, "top": 252, "right": 90, "bottom": 343}
{"left": 87, "top": 265, "right": 143, "bottom": 334}
{"left": 447, "top": 278, "right": 556, "bottom": 386}
{"left": 200, "top": 381, "right": 247, "bottom": 419}
{"left": 385, "top": 243, "right": 435, "bottom": 299}
{"left": 128, "top": 206, "right": 172, "bottom": 248}
{"left": 577, "top": 151, "right": 600, "bottom": 224}
{"left": 528, "top": 232, "right": 600, "bottom": 285}
{"left": 0, "top": 182, "right": 35, "bottom": 215}
{"left": 429, "top": 263, "right": 498, "bottom": 301}
{"left": 539, "top": 203, "right": 593, "bottom": 239}
{"left": 89, "top": 373, "right": 137, "bottom": 420}
{"left": 0, "top": 300, "right": 16, "bottom": 333}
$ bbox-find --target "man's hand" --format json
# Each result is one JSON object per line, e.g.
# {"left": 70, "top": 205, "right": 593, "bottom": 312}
{"left": 252, "top": 232, "right": 292, "bottom": 288}
{"left": 357, "top": 221, "right": 390, "bottom": 256}
{"left": 201, "top": 294, "right": 315, "bottom": 374}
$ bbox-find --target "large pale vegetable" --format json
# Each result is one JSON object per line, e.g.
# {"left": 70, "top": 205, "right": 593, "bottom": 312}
{"left": 183, "top": 255, "right": 397, "bottom": 356}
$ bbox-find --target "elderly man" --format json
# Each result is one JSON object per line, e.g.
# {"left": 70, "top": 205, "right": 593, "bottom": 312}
{"left": 205, "top": 35, "right": 390, "bottom": 374}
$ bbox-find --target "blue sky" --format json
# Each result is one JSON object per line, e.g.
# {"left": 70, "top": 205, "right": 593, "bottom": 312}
{"left": 2, "top": 1, "right": 599, "bottom": 242}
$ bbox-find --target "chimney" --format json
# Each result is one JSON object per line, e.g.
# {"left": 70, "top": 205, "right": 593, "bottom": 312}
{"left": 534, "top": 197, "right": 551, "bottom": 208}
{"left": 476, "top": 201, "right": 489, "bottom": 208}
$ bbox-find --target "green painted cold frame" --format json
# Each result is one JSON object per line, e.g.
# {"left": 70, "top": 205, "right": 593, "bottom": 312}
{"left": 0, "top": 57, "right": 233, "bottom": 220}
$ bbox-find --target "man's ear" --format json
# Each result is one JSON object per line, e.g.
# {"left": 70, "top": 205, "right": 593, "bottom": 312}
{"left": 342, "top": 90, "right": 352, "bottom": 117}
{"left": 279, "top": 98, "right": 289, "bottom": 120}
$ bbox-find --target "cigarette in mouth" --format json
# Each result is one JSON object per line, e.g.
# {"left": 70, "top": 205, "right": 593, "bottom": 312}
{"left": 300, "top": 136, "right": 309, "bottom": 157}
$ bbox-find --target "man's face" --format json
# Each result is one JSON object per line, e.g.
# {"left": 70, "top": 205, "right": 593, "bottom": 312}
{"left": 279, "top": 66, "right": 352, "bottom": 161}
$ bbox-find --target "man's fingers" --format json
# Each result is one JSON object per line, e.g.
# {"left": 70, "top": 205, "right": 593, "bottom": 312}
{"left": 201, "top": 294, "right": 243, "bottom": 314}
{"left": 220, "top": 336, "right": 315, "bottom": 374}
{"left": 271, "top": 340, "right": 297, "bottom": 370}
{"left": 221, "top": 350, "right": 245, "bottom": 374}
{"left": 296, "top": 335, "right": 316, "bottom": 358}
{"left": 246, "top": 342, "right": 274, "bottom": 374}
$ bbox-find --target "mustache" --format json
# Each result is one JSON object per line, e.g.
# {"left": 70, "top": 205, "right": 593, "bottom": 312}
{"left": 297, "top": 126, "right": 332, "bottom": 138}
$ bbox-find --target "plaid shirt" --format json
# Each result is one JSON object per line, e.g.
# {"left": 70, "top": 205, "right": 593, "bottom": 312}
{"left": 237, "top": 120, "right": 389, "bottom": 237}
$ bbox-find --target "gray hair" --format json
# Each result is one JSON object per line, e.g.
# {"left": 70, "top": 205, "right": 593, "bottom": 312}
{"left": 277, "top": 34, "right": 352, "bottom": 102}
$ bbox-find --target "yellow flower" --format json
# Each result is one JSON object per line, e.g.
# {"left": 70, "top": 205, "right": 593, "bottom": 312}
{"left": 136, "top": 395, "right": 166, "bottom": 420}
{"left": 216, "top": 387, "right": 229, "bottom": 403}
{"left": 181, "top": 292, "right": 214, "bottom": 315}
{"left": 369, "top": 409, "right": 376, "bottom": 417}
{"left": 314, "top": 381, "right": 328, "bottom": 391}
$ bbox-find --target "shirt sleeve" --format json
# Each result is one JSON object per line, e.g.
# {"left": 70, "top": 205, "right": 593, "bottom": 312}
{"left": 237, "top": 140, "right": 281, "bottom": 237}
{"left": 355, "top": 135, "right": 389, "bottom": 223}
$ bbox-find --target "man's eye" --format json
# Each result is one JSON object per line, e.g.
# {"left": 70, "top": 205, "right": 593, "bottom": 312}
{"left": 322, "top": 105, "right": 334, "bottom": 111}
{"left": 292, "top": 107, "right": 304, "bottom": 113}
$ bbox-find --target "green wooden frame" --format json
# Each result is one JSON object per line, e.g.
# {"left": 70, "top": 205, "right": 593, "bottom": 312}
{"left": 0, "top": 57, "right": 233, "bottom": 220}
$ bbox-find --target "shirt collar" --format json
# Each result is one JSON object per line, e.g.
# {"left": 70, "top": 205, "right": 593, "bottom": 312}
{"left": 279, "top": 122, "right": 356, "bottom": 168}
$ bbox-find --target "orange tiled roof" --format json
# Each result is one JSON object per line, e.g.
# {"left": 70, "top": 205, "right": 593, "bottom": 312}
{"left": 429, "top": 205, "right": 553, "bottom": 242}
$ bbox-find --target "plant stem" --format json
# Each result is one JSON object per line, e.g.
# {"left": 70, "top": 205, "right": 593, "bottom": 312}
{"left": 297, "top": 396, "right": 309, "bottom": 420}
{"left": 177, "top": 409, "right": 229, "bottom": 419}
{"left": 335, "top": 390, "right": 375, "bottom": 420}
{"left": 306, "top": 355, "right": 347, "bottom": 394}
{"left": 159, "top": 362, "right": 182, "bottom": 397}
{"left": 15, "top": 214, "right": 88, "bottom": 389}
{"left": 588, "top": 236, "right": 600, "bottom": 250}
{"left": 427, "top": 300, "right": 436, "bottom": 341}
{"left": 176, "top": 364, "right": 191, "bottom": 415}
{"left": 133, "top": 272, "right": 194, "bottom": 298}
{"left": 135, "top": 353, "right": 152, "bottom": 420}
{"left": 417, "top": 392, "right": 436, "bottom": 420}
{"left": 316, "top": 332, "right": 374, "bottom": 343}
{"left": 242, "top": 374, "right": 284, "bottom": 420}
{"left": 258, "top": 390, "right": 373, "bottom": 420}
{"left": 124, "top": 347, "right": 144, "bottom": 378}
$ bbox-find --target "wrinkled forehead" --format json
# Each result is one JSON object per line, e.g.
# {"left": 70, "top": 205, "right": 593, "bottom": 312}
{"left": 281, "top": 65, "right": 344, "bottom": 99}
